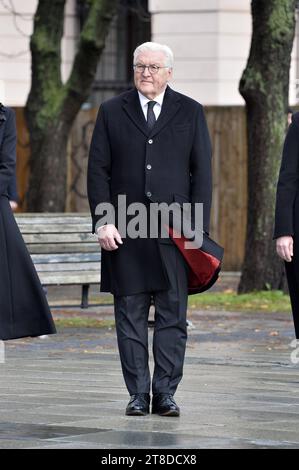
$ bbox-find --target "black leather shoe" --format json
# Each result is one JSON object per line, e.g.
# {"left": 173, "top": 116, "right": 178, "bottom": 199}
{"left": 125, "top": 393, "right": 150, "bottom": 416}
{"left": 152, "top": 393, "right": 180, "bottom": 417}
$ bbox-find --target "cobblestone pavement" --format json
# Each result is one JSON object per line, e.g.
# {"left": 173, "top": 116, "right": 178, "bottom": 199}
{"left": 0, "top": 306, "right": 299, "bottom": 449}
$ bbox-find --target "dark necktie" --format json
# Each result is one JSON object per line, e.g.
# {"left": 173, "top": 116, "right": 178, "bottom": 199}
{"left": 147, "top": 101, "right": 157, "bottom": 131}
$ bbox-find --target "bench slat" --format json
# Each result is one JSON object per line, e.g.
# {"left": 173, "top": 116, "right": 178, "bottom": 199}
{"left": 16, "top": 212, "right": 88, "bottom": 217}
{"left": 26, "top": 243, "right": 100, "bottom": 254}
{"left": 38, "top": 271, "right": 101, "bottom": 285}
{"left": 22, "top": 233, "right": 96, "bottom": 243}
{"left": 36, "top": 262, "right": 101, "bottom": 272}
{"left": 17, "top": 224, "right": 92, "bottom": 233}
{"left": 16, "top": 216, "right": 91, "bottom": 225}
{"left": 16, "top": 213, "right": 102, "bottom": 288}
{"left": 31, "top": 253, "right": 101, "bottom": 263}
{"left": 16, "top": 214, "right": 90, "bottom": 219}
{"left": 15, "top": 213, "right": 91, "bottom": 224}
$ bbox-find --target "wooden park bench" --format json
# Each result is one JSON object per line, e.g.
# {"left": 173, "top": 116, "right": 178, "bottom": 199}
{"left": 15, "top": 213, "right": 101, "bottom": 309}
{"left": 15, "top": 213, "right": 187, "bottom": 328}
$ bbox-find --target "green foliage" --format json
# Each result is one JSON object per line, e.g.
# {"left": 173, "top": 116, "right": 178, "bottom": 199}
{"left": 54, "top": 317, "right": 115, "bottom": 329}
{"left": 188, "top": 290, "right": 291, "bottom": 312}
{"left": 91, "top": 292, "right": 290, "bottom": 313}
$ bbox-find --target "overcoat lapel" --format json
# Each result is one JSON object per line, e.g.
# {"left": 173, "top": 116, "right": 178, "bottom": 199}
{"left": 122, "top": 86, "right": 181, "bottom": 137}
{"left": 150, "top": 86, "right": 181, "bottom": 137}
{"left": 0, "top": 104, "right": 6, "bottom": 144}
{"left": 122, "top": 89, "right": 149, "bottom": 137}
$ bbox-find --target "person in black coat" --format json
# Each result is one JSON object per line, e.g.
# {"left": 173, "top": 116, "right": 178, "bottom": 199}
{"left": 274, "top": 111, "right": 299, "bottom": 339}
{"left": 7, "top": 172, "right": 19, "bottom": 212}
{"left": 0, "top": 103, "right": 56, "bottom": 340}
{"left": 88, "top": 42, "right": 212, "bottom": 416}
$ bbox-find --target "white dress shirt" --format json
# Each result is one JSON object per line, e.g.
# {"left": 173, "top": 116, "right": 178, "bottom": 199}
{"left": 137, "top": 89, "right": 166, "bottom": 121}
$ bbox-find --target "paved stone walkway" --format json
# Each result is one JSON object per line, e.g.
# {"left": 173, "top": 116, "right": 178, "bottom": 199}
{"left": 0, "top": 307, "right": 299, "bottom": 449}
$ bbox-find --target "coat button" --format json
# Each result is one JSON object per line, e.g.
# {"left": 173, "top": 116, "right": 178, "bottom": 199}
{"left": 146, "top": 191, "right": 152, "bottom": 197}
{"left": 146, "top": 164, "right": 152, "bottom": 170}
{"left": 148, "top": 139, "right": 153, "bottom": 144}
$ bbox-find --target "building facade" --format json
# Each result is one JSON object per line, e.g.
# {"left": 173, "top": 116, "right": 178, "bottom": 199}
{"left": 0, "top": 0, "right": 298, "bottom": 107}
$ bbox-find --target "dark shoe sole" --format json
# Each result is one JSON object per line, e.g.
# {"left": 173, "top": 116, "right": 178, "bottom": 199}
{"left": 152, "top": 408, "right": 180, "bottom": 417}
{"left": 126, "top": 409, "right": 149, "bottom": 416}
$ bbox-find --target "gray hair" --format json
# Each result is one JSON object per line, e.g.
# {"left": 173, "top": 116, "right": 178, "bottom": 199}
{"left": 133, "top": 42, "right": 174, "bottom": 68}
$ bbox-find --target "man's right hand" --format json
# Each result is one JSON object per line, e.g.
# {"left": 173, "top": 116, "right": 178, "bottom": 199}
{"left": 96, "top": 224, "right": 123, "bottom": 251}
{"left": 276, "top": 235, "right": 293, "bottom": 262}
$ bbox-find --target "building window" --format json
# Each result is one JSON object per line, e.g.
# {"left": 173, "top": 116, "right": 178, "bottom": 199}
{"left": 77, "top": 0, "right": 151, "bottom": 105}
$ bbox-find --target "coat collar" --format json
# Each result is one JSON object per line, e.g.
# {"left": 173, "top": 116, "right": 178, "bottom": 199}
{"left": 122, "top": 85, "right": 181, "bottom": 137}
{"left": 0, "top": 103, "right": 6, "bottom": 123}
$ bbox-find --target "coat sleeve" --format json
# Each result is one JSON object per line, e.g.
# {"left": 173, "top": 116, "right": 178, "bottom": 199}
{"left": 7, "top": 173, "right": 19, "bottom": 201}
{"left": 87, "top": 104, "right": 112, "bottom": 234}
{"left": 0, "top": 108, "right": 16, "bottom": 196}
{"left": 190, "top": 104, "right": 212, "bottom": 234}
{"left": 274, "top": 118, "right": 299, "bottom": 239}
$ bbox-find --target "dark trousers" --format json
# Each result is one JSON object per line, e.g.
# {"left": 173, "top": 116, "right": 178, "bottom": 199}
{"left": 113, "top": 243, "right": 189, "bottom": 395}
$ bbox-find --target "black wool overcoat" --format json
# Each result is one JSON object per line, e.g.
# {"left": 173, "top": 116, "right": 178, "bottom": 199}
{"left": 274, "top": 112, "right": 299, "bottom": 240}
{"left": 274, "top": 112, "right": 299, "bottom": 338}
{"left": 87, "top": 86, "right": 212, "bottom": 296}
{"left": 0, "top": 104, "right": 56, "bottom": 340}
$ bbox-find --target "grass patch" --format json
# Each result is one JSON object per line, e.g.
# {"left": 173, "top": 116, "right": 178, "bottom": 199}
{"left": 89, "top": 295, "right": 114, "bottom": 305}
{"left": 53, "top": 317, "right": 115, "bottom": 329}
{"left": 53, "top": 292, "right": 290, "bottom": 329}
{"left": 188, "top": 290, "right": 291, "bottom": 312}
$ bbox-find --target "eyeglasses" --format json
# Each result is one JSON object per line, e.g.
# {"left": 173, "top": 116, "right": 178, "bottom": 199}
{"left": 133, "top": 64, "right": 169, "bottom": 75}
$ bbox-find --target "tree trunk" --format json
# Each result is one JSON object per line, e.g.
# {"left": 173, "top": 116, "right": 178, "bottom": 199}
{"left": 25, "top": 0, "right": 118, "bottom": 211}
{"left": 238, "top": 0, "right": 296, "bottom": 293}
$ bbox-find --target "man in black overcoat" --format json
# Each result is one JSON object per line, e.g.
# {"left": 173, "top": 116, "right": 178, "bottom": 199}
{"left": 88, "top": 42, "right": 212, "bottom": 416}
{"left": 275, "top": 111, "right": 299, "bottom": 339}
